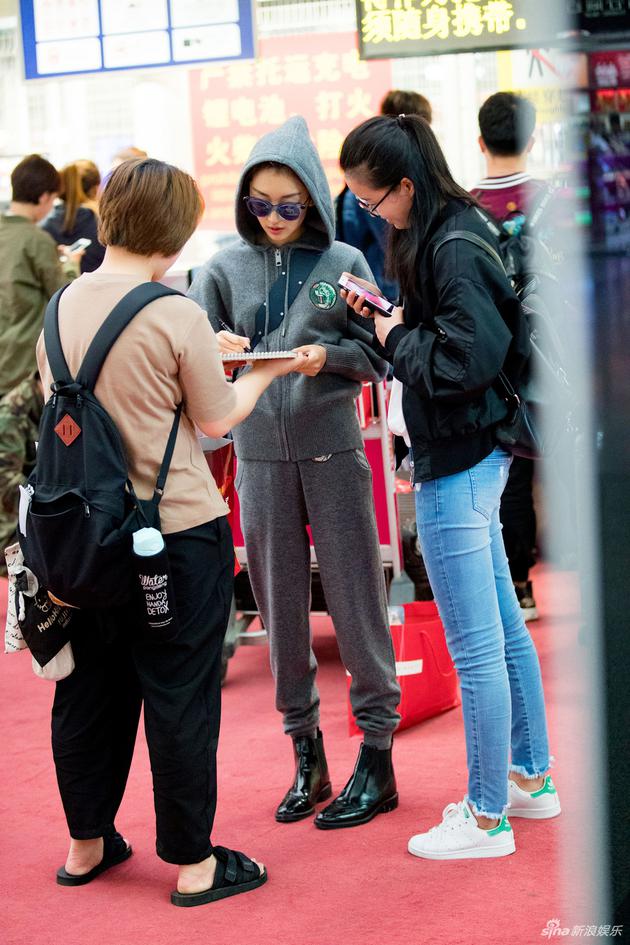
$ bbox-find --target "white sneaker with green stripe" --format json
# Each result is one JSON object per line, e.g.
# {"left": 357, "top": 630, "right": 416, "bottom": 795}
{"left": 407, "top": 798, "right": 515, "bottom": 860}
{"left": 508, "top": 775, "right": 561, "bottom": 819}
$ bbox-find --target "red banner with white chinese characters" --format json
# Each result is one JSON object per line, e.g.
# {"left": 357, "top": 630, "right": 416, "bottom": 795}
{"left": 590, "top": 50, "right": 630, "bottom": 90}
{"left": 189, "top": 32, "right": 392, "bottom": 231}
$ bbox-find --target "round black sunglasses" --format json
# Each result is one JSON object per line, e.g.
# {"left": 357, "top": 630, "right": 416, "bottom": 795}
{"left": 244, "top": 196, "right": 308, "bottom": 221}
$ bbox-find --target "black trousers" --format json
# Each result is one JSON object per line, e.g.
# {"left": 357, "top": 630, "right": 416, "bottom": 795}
{"left": 499, "top": 456, "right": 537, "bottom": 583}
{"left": 51, "top": 517, "right": 234, "bottom": 865}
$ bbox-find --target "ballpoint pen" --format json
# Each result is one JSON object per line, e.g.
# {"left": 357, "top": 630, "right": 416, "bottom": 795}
{"left": 217, "top": 317, "right": 252, "bottom": 353}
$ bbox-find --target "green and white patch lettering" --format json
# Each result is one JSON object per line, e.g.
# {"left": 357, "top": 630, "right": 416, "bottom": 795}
{"left": 309, "top": 281, "right": 337, "bottom": 310}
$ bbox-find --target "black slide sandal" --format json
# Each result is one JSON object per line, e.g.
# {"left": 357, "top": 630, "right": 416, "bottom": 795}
{"left": 56, "top": 832, "right": 132, "bottom": 886}
{"left": 171, "top": 846, "right": 267, "bottom": 908}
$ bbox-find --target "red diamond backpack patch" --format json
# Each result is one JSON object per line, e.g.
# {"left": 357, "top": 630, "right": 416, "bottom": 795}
{"left": 54, "top": 414, "right": 81, "bottom": 446}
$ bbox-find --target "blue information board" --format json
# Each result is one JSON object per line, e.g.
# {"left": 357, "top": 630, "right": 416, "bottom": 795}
{"left": 19, "top": 0, "right": 256, "bottom": 80}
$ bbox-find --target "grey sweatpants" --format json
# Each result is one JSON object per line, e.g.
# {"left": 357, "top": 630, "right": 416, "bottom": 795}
{"left": 236, "top": 448, "right": 401, "bottom": 748}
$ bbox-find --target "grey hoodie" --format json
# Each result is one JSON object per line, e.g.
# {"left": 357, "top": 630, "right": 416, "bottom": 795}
{"left": 188, "top": 116, "right": 388, "bottom": 462}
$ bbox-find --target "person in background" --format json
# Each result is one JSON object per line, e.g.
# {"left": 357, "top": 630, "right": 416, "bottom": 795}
{"left": 111, "top": 146, "right": 148, "bottom": 169}
{"left": 37, "top": 158, "right": 303, "bottom": 907}
{"left": 42, "top": 159, "right": 105, "bottom": 272}
{"left": 336, "top": 90, "right": 433, "bottom": 300}
{"left": 472, "top": 92, "right": 544, "bottom": 622}
{"left": 340, "top": 113, "right": 560, "bottom": 861}
{"left": 0, "top": 154, "right": 82, "bottom": 400}
{"left": 0, "top": 155, "right": 82, "bottom": 571}
{"left": 381, "top": 89, "right": 433, "bottom": 124}
{"left": 0, "top": 373, "right": 41, "bottom": 575}
{"left": 100, "top": 148, "right": 150, "bottom": 193}
{"left": 189, "top": 117, "right": 401, "bottom": 831}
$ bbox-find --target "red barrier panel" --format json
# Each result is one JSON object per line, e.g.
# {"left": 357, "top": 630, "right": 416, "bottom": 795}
{"left": 348, "top": 601, "right": 460, "bottom": 735}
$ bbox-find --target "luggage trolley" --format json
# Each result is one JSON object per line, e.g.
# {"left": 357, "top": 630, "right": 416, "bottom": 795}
{"left": 201, "top": 381, "right": 414, "bottom": 681}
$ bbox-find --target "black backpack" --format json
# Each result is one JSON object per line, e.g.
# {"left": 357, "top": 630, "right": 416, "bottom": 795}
{"left": 19, "top": 282, "right": 183, "bottom": 609}
{"left": 433, "top": 193, "right": 574, "bottom": 459}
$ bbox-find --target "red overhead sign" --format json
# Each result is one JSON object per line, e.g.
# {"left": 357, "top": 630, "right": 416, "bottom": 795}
{"left": 189, "top": 32, "right": 392, "bottom": 231}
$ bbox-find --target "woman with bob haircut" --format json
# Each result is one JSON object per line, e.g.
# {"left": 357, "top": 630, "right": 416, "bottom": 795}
{"left": 339, "top": 116, "right": 560, "bottom": 862}
{"left": 36, "top": 158, "right": 304, "bottom": 906}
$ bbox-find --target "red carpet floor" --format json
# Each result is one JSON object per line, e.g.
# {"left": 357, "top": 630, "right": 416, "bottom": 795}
{"left": 0, "top": 566, "right": 583, "bottom": 945}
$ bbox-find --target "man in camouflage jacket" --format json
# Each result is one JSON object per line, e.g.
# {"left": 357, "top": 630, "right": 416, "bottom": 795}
{"left": 0, "top": 373, "right": 42, "bottom": 575}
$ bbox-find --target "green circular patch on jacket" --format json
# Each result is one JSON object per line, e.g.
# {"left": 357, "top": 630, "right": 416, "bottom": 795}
{"left": 309, "top": 281, "right": 337, "bottom": 310}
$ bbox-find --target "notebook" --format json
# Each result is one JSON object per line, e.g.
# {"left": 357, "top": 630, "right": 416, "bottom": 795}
{"left": 221, "top": 351, "right": 298, "bottom": 361}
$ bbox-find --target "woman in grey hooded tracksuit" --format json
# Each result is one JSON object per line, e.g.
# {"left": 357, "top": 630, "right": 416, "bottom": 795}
{"left": 189, "top": 117, "right": 400, "bottom": 830}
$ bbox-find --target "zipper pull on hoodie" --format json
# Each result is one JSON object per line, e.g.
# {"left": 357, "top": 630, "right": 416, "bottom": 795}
{"left": 275, "top": 248, "right": 282, "bottom": 269}
{"left": 282, "top": 247, "right": 292, "bottom": 337}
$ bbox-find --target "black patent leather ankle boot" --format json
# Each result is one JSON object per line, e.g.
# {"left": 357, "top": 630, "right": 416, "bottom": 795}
{"left": 275, "top": 729, "right": 332, "bottom": 823}
{"left": 314, "top": 743, "right": 397, "bottom": 830}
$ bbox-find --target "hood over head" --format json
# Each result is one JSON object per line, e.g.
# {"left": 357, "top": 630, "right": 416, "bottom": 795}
{"left": 235, "top": 116, "right": 334, "bottom": 250}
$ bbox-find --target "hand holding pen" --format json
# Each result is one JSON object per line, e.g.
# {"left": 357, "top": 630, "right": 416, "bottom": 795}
{"left": 216, "top": 317, "right": 252, "bottom": 354}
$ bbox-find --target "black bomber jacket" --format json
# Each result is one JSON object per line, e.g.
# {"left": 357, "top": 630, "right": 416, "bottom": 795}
{"left": 380, "top": 199, "right": 527, "bottom": 483}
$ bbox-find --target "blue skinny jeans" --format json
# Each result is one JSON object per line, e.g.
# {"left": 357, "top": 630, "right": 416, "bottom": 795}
{"left": 414, "top": 447, "right": 551, "bottom": 818}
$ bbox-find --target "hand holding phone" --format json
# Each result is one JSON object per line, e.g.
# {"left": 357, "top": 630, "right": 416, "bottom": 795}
{"left": 338, "top": 273, "right": 395, "bottom": 317}
{"left": 58, "top": 237, "right": 90, "bottom": 265}
{"left": 68, "top": 237, "right": 92, "bottom": 253}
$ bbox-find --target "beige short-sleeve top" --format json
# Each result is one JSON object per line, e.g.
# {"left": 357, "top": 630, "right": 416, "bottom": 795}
{"left": 36, "top": 272, "right": 236, "bottom": 534}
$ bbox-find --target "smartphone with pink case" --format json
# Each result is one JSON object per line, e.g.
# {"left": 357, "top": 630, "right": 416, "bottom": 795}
{"left": 338, "top": 274, "right": 395, "bottom": 316}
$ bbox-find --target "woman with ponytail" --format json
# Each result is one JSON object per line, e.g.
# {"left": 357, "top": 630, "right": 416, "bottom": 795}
{"left": 339, "top": 114, "right": 560, "bottom": 861}
{"left": 42, "top": 159, "right": 105, "bottom": 272}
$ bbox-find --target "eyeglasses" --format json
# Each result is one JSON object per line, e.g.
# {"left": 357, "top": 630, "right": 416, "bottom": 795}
{"left": 355, "top": 184, "right": 397, "bottom": 218}
{"left": 244, "top": 196, "right": 308, "bottom": 221}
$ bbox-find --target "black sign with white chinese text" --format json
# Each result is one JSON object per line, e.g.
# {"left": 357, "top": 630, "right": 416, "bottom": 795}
{"left": 571, "top": 0, "right": 630, "bottom": 35}
{"left": 356, "top": 0, "right": 567, "bottom": 59}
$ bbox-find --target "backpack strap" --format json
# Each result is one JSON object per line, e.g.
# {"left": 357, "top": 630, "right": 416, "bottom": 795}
{"left": 433, "top": 230, "right": 506, "bottom": 275}
{"left": 251, "top": 248, "right": 320, "bottom": 350}
{"left": 472, "top": 204, "right": 504, "bottom": 238}
{"left": 521, "top": 183, "right": 555, "bottom": 234}
{"left": 76, "top": 283, "right": 183, "bottom": 391}
{"left": 43, "top": 284, "right": 74, "bottom": 385}
{"left": 151, "top": 402, "right": 182, "bottom": 506}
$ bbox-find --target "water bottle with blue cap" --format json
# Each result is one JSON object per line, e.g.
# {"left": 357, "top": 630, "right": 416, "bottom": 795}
{"left": 133, "top": 526, "right": 179, "bottom": 641}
